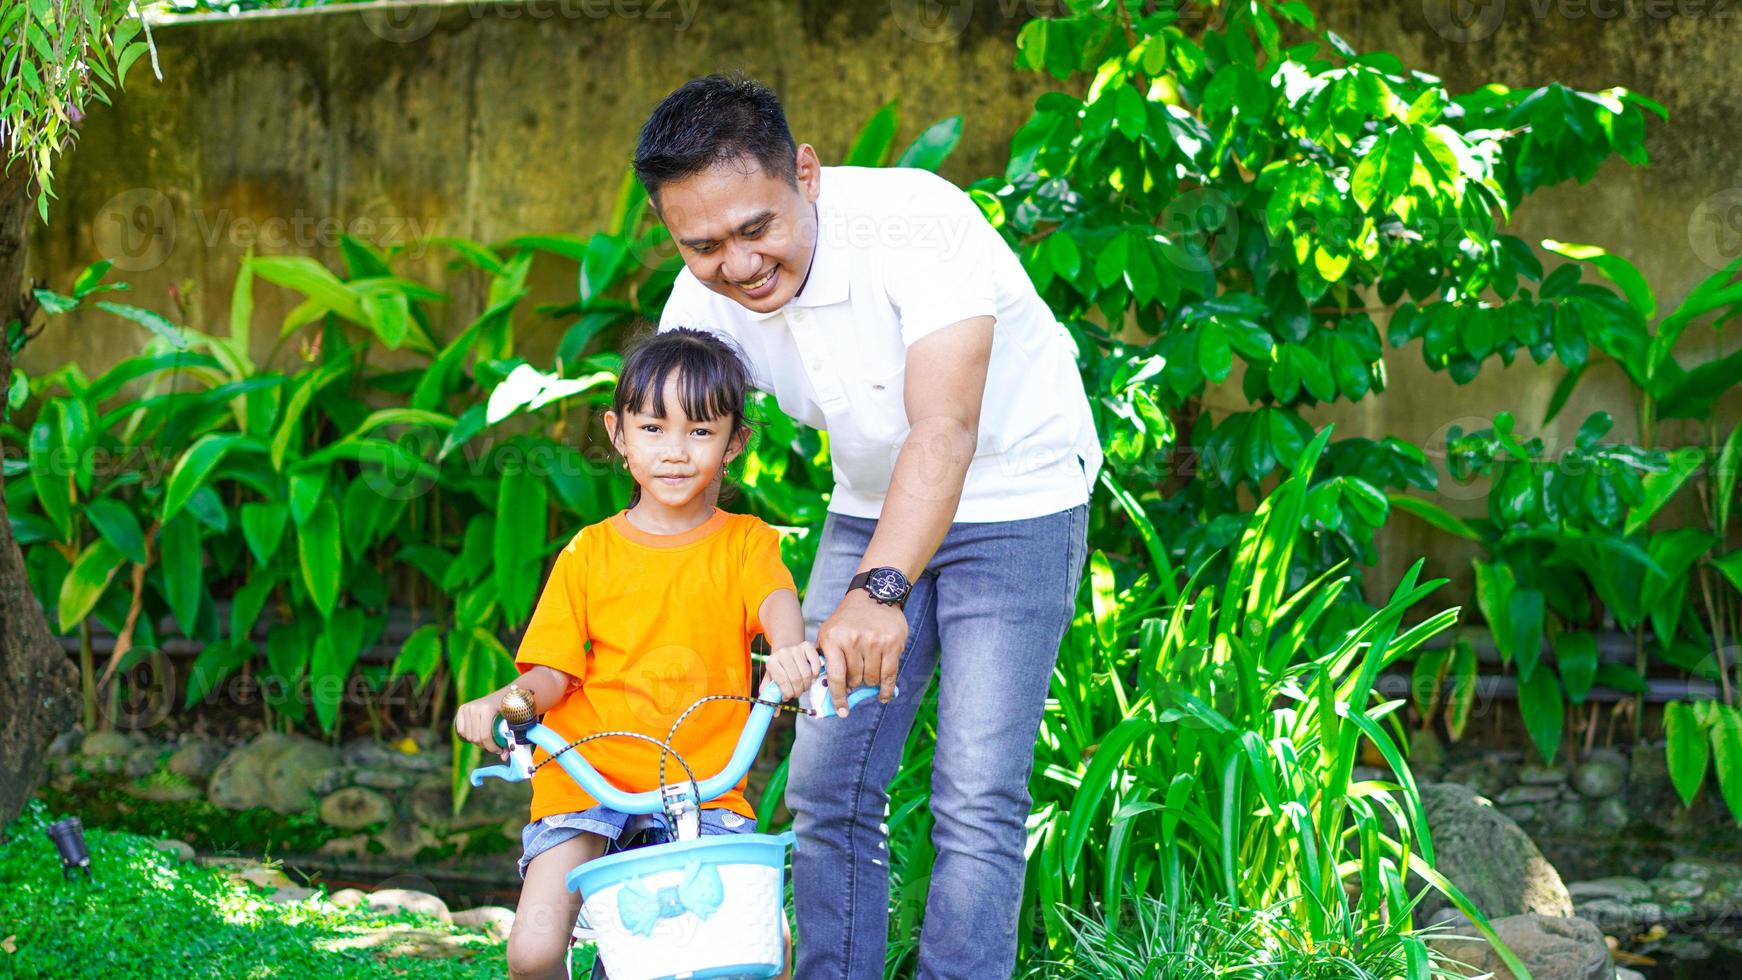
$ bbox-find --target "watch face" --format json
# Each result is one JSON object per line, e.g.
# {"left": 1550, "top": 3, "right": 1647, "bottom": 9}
{"left": 866, "top": 568, "right": 908, "bottom": 602}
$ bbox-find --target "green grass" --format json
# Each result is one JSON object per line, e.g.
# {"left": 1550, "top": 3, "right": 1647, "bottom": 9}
{"left": 0, "top": 798, "right": 527, "bottom": 979}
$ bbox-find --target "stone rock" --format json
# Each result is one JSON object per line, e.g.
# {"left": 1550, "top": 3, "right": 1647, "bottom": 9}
{"left": 1653, "top": 876, "right": 1705, "bottom": 901}
{"left": 206, "top": 732, "right": 295, "bottom": 810}
{"left": 1517, "top": 764, "right": 1569, "bottom": 786}
{"left": 451, "top": 905, "right": 515, "bottom": 941}
{"left": 81, "top": 730, "right": 133, "bottom": 759}
{"left": 354, "top": 766, "right": 416, "bottom": 791}
{"left": 1417, "top": 782, "right": 1574, "bottom": 924}
{"left": 1568, "top": 877, "right": 1652, "bottom": 903}
{"left": 220, "top": 862, "right": 296, "bottom": 891}
{"left": 1497, "top": 785, "right": 1562, "bottom": 806}
{"left": 125, "top": 746, "right": 162, "bottom": 778}
{"left": 341, "top": 736, "right": 445, "bottom": 773}
{"left": 48, "top": 727, "right": 83, "bottom": 757}
{"left": 1572, "top": 757, "right": 1627, "bottom": 799}
{"left": 1433, "top": 914, "right": 1613, "bottom": 980}
{"left": 1592, "top": 796, "right": 1629, "bottom": 830}
{"left": 317, "top": 834, "right": 373, "bottom": 858}
{"left": 409, "top": 779, "right": 531, "bottom": 832}
{"left": 1575, "top": 898, "right": 1664, "bottom": 934}
{"left": 167, "top": 740, "right": 227, "bottom": 782}
{"left": 1615, "top": 970, "right": 1646, "bottom": 980}
{"left": 329, "top": 887, "right": 368, "bottom": 908}
{"left": 262, "top": 739, "right": 341, "bottom": 814}
{"left": 151, "top": 839, "right": 195, "bottom": 862}
{"left": 366, "top": 888, "right": 452, "bottom": 924}
{"left": 310, "top": 766, "right": 353, "bottom": 796}
{"left": 266, "top": 885, "right": 320, "bottom": 904}
{"left": 319, "top": 787, "right": 396, "bottom": 830}
{"left": 1658, "top": 858, "right": 1726, "bottom": 883}
{"left": 374, "top": 821, "right": 441, "bottom": 860}
{"left": 1500, "top": 804, "right": 1538, "bottom": 825}
{"left": 122, "top": 777, "right": 202, "bottom": 802}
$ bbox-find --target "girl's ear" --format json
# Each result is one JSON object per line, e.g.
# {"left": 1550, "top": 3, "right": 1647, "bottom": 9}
{"left": 724, "top": 424, "right": 750, "bottom": 465}
{"left": 604, "top": 410, "right": 626, "bottom": 456}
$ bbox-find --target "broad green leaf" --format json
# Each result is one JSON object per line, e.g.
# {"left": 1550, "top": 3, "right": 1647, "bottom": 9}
{"left": 84, "top": 496, "right": 147, "bottom": 565}
{"left": 1711, "top": 707, "right": 1742, "bottom": 826}
{"left": 184, "top": 640, "right": 251, "bottom": 710}
{"left": 844, "top": 99, "right": 900, "bottom": 167}
{"left": 163, "top": 433, "right": 240, "bottom": 524}
{"left": 1554, "top": 630, "right": 1598, "bottom": 704}
{"left": 57, "top": 539, "right": 123, "bottom": 633}
{"left": 28, "top": 419, "right": 73, "bottom": 541}
{"left": 160, "top": 511, "right": 203, "bottom": 636}
{"left": 493, "top": 462, "right": 547, "bottom": 627}
{"left": 392, "top": 624, "right": 444, "bottom": 690}
{"left": 1445, "top": 638, "right": 1478, "bottom": 740}
{"left": 1517, "top": 663, "right": 1564, "bottom": 764}
{"left": 241, "top": 502, "right": 289, "bottom": 565}
{"left": 1507, "top": 588, "right": 1545, "bottom": 681}
{"left": 1625, "top": 447, "right": 1703, "bottom": 535}
{"left": 1088, "top": 549, "right": 1118, "bottom": 652}
{"left": 1387, "top": 493, "right": 1480, "bottom": 540}
{"left": 893, "top": 115, "right": 964, "bottom": 172}
{"left": 297, "top": 498, "right": 342, "bottom": 620}
{"left": 1666, "top": 700, "right": 1710, "bottom": 807}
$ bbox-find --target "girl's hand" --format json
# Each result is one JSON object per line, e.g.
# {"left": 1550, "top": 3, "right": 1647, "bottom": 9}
{"left": 763, "top": 641, "right": 822, "bottom": 703}
{"left": 453, "top": 696, "right": 509, "bottom": 762}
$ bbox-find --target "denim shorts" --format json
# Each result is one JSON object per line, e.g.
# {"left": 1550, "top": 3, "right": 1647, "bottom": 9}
{"left": 517, "top": 804, "right": 755, "bottom": 879}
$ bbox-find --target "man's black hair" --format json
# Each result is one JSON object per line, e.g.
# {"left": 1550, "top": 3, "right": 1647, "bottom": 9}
{"left": 633, "top": 74, "right": 798, "bottom": 199}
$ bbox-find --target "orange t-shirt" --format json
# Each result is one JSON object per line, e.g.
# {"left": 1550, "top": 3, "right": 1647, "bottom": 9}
{"left": 513, "top": 508, "right": 797, "bottom": 824}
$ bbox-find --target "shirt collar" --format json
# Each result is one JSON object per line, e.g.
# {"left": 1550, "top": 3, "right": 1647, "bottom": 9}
{"left": 746, "top": 168, "right": 848, "bottom": 321}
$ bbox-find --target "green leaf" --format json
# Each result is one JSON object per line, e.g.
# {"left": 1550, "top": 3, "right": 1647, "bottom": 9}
{"left": 1095, "top": 233, "right": 1130, "bottom": 289}
{"left": 1594, "top": 662, "right": 1648, "bottom": 695}
{"left": 1543, "top": 240, "right": 1656, "bottom": 320}
{"left": 28, "top": 419, "right": 73, "bottom": 542}
{"left": 1554, "top": 631, "right": 1599, "bottom": 704}
{"left": 297, "top": 498, "right": 342, "bottom": 620}
{"left": 57, "top": 539, "right": 123, "bottom": 633}
{"left": 392, "top": 624, "right": 444, "bottom": 691}
{"left": 85, "top": 497, "right": 147, "bottom": 565}
{"left": 289, "top": 469, "right": 327, "bottom": 526}
{"left": 1445, "top": 638, "right": 1478, "bottom": 740}
{"left": 1088, "top": 549, "right": 1118, "bottom": 652}
{"left": 241, "top": 502, "right": 289, "bottom": 565}
{"left": 310, "top": 607, "right": 367, "bottom": 734}
{"left": 1387, "top": 493, "right": 1480, "bottom": 540}
{"left": 1197, "top": 323, "right": 1232, "bottom": 383}
{"left": 492, "top": 462, "right": 547, "bottom": 627}
{"left": 230, "top": 571, "right": 277, "bottom": 650}
{"left": 1626, "top": 448, "right": 1704, "bottom": 534}
{"left": 893, "top": 115, "right": 964, "bottom": 172}
{"left": 844, "top": 99, "right": 900, "bottom": 167}
{"left": 1666, "top": 700, "right": 1710, "bottom": 807}
{"left": 1517, "top": 663, "right": 1564, "bottom": 764}
{"left": 160, "top": 512, "right": 204, "bottom": 636}
{"left": 162, "top": 434, "right": 240, "bottom": 524}
{"left": 1711, "top": 707, "right": 1742, "bottom": 825}
{"left": 1507, "top": 588, "right": 1545, "bottom": 681}
{"left": 95, "top": 302, "right": 187, "bottom": 348}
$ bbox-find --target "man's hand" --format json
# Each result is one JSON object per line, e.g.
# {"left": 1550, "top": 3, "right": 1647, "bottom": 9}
{"left": 815, "top": 589, "right": 908, "bottom": 715}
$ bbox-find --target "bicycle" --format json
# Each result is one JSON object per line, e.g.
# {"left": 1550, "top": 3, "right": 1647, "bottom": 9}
{"left": 471, "top": 670, "right": 886, "bottom": 980}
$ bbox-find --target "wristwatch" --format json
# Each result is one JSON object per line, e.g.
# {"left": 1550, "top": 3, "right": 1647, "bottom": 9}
{"left": 848, "top": 566, "right": 912, "bottom": 608}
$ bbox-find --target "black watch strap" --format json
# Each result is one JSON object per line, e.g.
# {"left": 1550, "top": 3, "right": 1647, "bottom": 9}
{"left": 848, "top": 567, "right": 911, "bottom": 607}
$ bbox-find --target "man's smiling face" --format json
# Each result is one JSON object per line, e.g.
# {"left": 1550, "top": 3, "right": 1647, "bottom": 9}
{"left": 654, "top": 145, "right": 822, "bottom": 315}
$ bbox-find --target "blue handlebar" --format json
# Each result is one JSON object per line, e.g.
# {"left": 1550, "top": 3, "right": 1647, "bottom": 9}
{"left": 470, "top": 677, "right": 891, "bottom": 812}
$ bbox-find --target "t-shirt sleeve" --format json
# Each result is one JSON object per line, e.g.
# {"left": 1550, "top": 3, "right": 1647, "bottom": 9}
{"left": 740, "top": 521, "right": 798, "bottom": 639}
{"left": 881, "top": 177, "right": 999, "bottom": 348}
{"left": 514, "top": 532, "right": 588, "bottom": 681}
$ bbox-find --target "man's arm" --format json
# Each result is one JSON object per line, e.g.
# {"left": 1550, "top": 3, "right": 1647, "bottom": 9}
{"left": 815, "top": 315, "right": 993, "bottom": 705}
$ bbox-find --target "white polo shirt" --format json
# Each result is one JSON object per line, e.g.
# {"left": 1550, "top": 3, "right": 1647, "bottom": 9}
{"left": 658, "top": 166, "right": 1101, "bottom": 523}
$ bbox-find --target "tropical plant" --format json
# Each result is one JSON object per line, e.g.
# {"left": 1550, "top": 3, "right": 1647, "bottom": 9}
{"left": 0, "top": 0, "right": 162, "bottom": 830}
{"left": 969, "top": 0, "right": 1659, "bottom": 597}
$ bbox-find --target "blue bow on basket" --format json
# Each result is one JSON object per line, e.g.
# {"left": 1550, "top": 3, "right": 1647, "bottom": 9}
{"left": 615, "top": 861, "right": 725, "bottom": 937}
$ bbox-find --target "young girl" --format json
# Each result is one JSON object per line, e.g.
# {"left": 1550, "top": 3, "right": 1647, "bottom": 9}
{"left": 454, "top": 327, "right": 820, "bottom": 980}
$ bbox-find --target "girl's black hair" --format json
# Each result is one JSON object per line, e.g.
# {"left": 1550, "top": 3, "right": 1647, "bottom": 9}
{"left": 611, "top": 327, "right": 754, "bottom": 505}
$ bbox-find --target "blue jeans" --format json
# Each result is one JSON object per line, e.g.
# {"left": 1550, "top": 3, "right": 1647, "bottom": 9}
{"left": 786, "top": 504, "right": 1089, "bottom": 979}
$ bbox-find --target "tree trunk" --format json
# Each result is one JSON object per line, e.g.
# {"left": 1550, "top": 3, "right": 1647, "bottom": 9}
{"left": 0, "top": 158, "right": 80, "bottom": 836}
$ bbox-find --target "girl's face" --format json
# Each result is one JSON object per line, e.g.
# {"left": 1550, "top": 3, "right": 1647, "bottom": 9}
{"left": 605, "top": 374, "right": 747, "bottom": 511}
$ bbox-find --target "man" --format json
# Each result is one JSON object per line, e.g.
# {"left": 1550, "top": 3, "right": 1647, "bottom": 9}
{"left": 638, "top": 74, "right": 1100, "bottom": 979}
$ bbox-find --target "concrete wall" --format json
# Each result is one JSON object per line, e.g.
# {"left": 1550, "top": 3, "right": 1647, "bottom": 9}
{"left": 22, "top": 0, "right": 1742, "bottom": 600}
